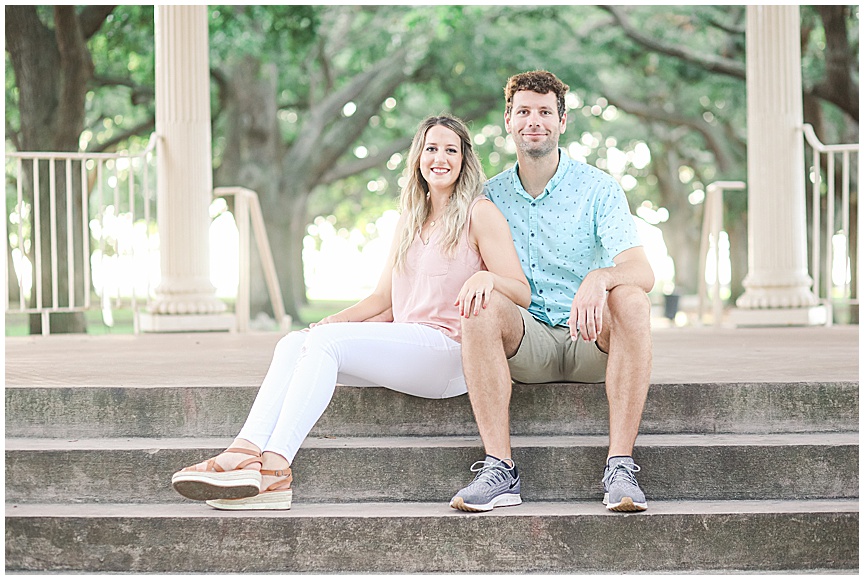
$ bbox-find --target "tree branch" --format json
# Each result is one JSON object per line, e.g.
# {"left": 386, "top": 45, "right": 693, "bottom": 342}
{"left": 606, "top": 92, "right": 738, "bottom": 173}
{"left": 54, "top": 6, "right": 93, "bottom": 147}
{"left": 598, "top": 5, "right": 746, "bottom": 79}
{"left": 88, "top": 115, "right": 156, "bottom": 153}
{"left": 277, "top": 99, "right": 311, "bottom": 110}
{"left": 703, "top": 7, "right": 746, "bottom": 36}
{"left": 315, "top": 47, "right": 421, "bottom": 171}
{"left": 288, "top": 46, "right": 411, "bottom": 172}
{"left": 319, "top": 137, "right": 412, "bottom": 186}
{"left": 78, "top": 5, "right": 115, "bottom": 40}
{"left": 811, "top": 5, "right": 858, "bottom": 121}
{"left": 209, "top": 67, "right": 231, "bottom": 117}
{"left": 91, "top": 74, "right": 155, "bottom": 105}
{"left": 6, "top": 121, "right": 21, "bottom": 151}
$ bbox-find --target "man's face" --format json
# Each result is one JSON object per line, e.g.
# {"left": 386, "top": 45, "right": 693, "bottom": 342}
{"left": 505, "top": 90, "right": 567, "bottom": 160}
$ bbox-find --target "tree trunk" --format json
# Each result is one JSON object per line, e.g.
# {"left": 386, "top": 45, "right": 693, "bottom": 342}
{"left": 288, "top": 193, "right": 310, "bottom": 312}
{"left": 650, "top": 138, "right": 701, "bottom": 294}
{"left": 261, "top": 194, "right": 306, "bottom": 325}
{"left": 6, "top": 6, "right": 111, "bottom": 334}
{"left": 213, "top": 56, "right": 284, "bottom": 320}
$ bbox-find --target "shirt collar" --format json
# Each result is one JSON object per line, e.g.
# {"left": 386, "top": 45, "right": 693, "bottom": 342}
{"left": 509, "top": 148, "right": 572, "bottom": 201}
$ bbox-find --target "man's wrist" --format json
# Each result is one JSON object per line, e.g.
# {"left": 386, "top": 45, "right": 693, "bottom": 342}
{"left": 587, "top": 268, "right": 613, "bottom": 291}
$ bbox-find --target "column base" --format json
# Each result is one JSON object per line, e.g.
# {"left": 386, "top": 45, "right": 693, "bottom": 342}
{"left": 729, "top": 305, "right": 828, "bottom": 327}
{"left": 138, "top": 312, "right": 236, "bottom": 333}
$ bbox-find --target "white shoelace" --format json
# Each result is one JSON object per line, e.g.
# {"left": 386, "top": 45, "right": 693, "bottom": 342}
{"left": 469, "top": 459, "right": 513, "bottom": 487}
{"left": 602, "top": 461, "right": 641, "bottom": 488}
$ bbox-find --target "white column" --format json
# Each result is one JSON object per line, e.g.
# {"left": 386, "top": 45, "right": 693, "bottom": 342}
{"left": 731, "top": 5, "right": 827, "bottom": 326}
{"left": 141, "top": 5, "right": 233, "bottom": 332}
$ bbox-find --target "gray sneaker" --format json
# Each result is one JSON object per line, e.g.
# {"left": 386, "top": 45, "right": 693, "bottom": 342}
{"left": 450, "top": 456, "right": 522, "bottom": 512}
{"left": 602, "top": 456, "right": 647, "bottom": 512}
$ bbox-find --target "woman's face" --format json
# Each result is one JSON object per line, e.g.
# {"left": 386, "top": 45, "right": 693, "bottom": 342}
{"left": 419, "top": 124, "right": 463, "bottom": 196}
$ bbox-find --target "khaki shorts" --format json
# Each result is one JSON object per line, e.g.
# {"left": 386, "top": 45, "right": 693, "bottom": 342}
{"left": 507, "top": 306, "right": 608, "bottom": 384}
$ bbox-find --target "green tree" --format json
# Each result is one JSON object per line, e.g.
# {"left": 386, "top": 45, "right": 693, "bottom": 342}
{"left": 6, "top": 5, "right": 116, "bottom": 333}
{"left": 7, "top": 5, "right": 857, "bottom": 328}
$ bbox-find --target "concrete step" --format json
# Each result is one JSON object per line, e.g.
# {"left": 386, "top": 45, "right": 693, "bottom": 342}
{"left": 5, "top": 380, "right": 858, "bottom": 438}
{"left": 5, "top": 500, "right": 858, "bottom": 573}
{"left": 6, "top": 433, "right": 858, "bottom": 504}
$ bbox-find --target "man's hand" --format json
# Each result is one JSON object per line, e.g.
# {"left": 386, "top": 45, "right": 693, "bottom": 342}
{"left": 456, "top": 271, "right": 495, "bottom": 318}
{"left": 568, "top": 270, "right": 609, "bottom": 342}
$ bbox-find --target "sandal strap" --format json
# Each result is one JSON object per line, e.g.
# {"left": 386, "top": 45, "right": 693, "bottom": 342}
{"left": 211, "top": 448, "right": 262, "bottom": 472}
{"left": 186, "top": 448, "right": 262, "bottom": 473}
{"left": 235, "top": 457, "right": 263, "bottom": 470}
{"left": 261, "top": 467, "right": 293, "bottom": 492}
{"left": 224, "top": 447, "right": 262, "bottom": 457}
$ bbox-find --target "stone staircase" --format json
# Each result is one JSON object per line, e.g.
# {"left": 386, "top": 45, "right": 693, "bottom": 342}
{"left": 5, "top": 373, "right": 859, "bottom": 573}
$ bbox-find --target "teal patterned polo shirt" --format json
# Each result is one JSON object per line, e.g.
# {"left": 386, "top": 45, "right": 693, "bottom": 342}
{"left": 485, "top": 148, "right": 642, "bottom": 327}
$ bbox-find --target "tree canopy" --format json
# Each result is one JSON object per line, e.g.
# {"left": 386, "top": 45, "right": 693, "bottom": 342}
{"left": 6, "top": 5, "right": 859, "bottom": 329}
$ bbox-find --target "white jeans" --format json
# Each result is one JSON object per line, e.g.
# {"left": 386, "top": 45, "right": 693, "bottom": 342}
{"left": 236, "top": 322, "right": 466, "bottom": 463}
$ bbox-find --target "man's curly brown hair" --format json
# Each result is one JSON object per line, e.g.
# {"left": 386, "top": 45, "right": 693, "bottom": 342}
{"left": 504, "top": 70, "right": 569, "bottom": 120}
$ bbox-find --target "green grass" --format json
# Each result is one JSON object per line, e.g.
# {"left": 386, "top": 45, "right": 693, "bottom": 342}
{"left": 5, "top": 299, "right": 355, "bottom": 336}
{"left": 5, "top": 308, "right": 137, "bottom": 336}
{"left": 296, "top": 300, "right": 353, "bottom": 329}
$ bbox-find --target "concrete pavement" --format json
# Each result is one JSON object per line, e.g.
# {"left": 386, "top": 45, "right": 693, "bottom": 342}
{"left": 4, "top": 325, "right": 859, "bottom": 388}
{"left": 5, "top": 326, "right": 860, "bottom": 387}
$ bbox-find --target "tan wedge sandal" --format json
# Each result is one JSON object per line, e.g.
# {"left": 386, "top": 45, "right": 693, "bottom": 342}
{"left": 171, "top": 447, "right": 263, "bottom": 501}
{"left": 206, "top": 466, "right": 293, "bottom": 510}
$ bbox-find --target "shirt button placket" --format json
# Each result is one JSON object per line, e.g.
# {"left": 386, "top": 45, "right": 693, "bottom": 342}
{"left": 528, "top": 200, "right": 539, "bottom": 274}
{"left": 528, "top": 199, "right": 546, "bottom": 318}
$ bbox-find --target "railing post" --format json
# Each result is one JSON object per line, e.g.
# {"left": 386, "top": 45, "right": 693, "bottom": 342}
{"left": 2, "top": 177, "right": 8, "bottom": 315}
{"left": 33, "top": 159, "right": 43, "bottom": 316}
{"left": 6, "top": 136, "right": 157, "bottom": 333}
{"left": 803, "top": 124, "right": 859, "bottom": 325}
{"left": 235, "top": 192, "right": 250, "bottom": 333}
{"left": 810, "top": 145, "right": 821, "bottom": 299}
{"left": 16, "top": 158, "right": 25, "bottom": 311}
{"left": 249, "top": 193, "right": 290, "bottom": 331}
{"left": 213, "top": 186, "right": 290, "bottom": 333}
{"left": 49, "top": 159, "right": 58, "bottom": 311}
{"left": 81, "top": 158, "right": 91, "bottom": 311}
{"left": 698, "top": 181, "right": 746, "bottom": 326}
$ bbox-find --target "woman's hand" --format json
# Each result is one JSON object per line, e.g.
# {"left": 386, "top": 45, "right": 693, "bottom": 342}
{"left": 455, "top": 271, "right": 495, "bottom": 318}
{"left": 309, "top": 314, "right": 350, "bottom": 328}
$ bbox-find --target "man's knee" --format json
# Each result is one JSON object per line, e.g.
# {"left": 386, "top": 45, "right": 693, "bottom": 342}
{"left": 461, "top": 291, "right": 521, "bottom": 344}
{"left": 607, "top": 286, "right": 651, "bottom": 331}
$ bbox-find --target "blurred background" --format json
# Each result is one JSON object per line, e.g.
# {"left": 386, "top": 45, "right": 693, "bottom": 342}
{"left": 5, "top": 5, "right": 859, "bottom": 334}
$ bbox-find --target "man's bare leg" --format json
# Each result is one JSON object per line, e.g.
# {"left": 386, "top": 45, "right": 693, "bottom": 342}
{"left": 459, "top": 291, "right": 525, "bottom": 462}
{"left": 596, "top": 285, "right": 652, "bottom": 459}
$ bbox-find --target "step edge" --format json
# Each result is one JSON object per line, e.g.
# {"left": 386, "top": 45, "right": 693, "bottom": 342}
{"left": 5, "top": 498, "right": 860, "bottom": 519}
{"left": 6, "top": 431, "right": 860, "bottom": 451}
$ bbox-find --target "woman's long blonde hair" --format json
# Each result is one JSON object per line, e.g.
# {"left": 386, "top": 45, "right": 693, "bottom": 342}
{"left": 393, "top": 115, "right": 486, "bottom": 271}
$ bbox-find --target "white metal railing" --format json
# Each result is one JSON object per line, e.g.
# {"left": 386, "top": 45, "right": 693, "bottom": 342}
{"left": 697, "top": 181, "right": 746, "bottom": 326}
{"left": 213, "top": 187, "right": 291, "bottom": 333}
{"left": 4, "top": 134, "right": 158, "bottom": 334}
{"left": 5, "top": 140, "right": 290, "bottom": 335}
{"left": 803, "top": 124, "right": 860, "bottom": 326}
{"left": 696, "top": 128, "right": 859, "bottom": 327}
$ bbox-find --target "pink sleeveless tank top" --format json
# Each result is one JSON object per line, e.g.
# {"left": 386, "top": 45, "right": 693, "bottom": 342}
{"left": 391, "top": 196, "right": 487, "bottom": 343}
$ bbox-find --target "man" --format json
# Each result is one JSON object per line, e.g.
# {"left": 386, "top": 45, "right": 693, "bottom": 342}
{"left": 449, "top": 70, "right": 655, "bottom": 513}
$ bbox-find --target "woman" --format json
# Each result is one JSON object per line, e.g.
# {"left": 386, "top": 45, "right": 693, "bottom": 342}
{"left": 171, "top": 115, "right": 529, "bottom": 510}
